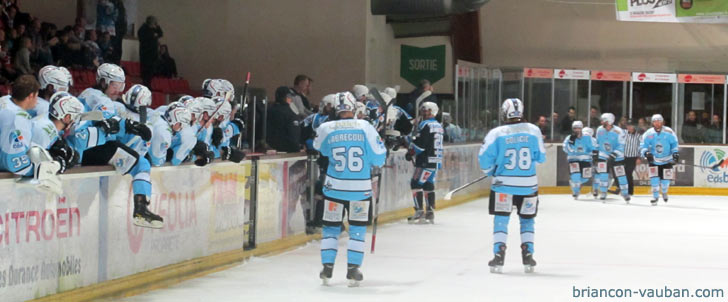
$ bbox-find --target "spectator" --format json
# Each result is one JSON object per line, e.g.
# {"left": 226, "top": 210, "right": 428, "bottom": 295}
{"left": 442, "top": 112, "right": 463, "bottom": 143}
{"left": 68, "top": 24, "right": 84, "bottom": 45}
{"left": 289, "top": 74, "right": 312, "bottom": 118}
{"left": 15, "top": 23, "right": 24, "bottom": 38}
{"left": 13, "top": 36, "right": 31, "bottom": 74}
{"left": 98, "top": 31, "right": 113, "bottom": 62}
{"left": 51, "top": 29, "right": 74, "bottom": 66}
{"left": 267, "top": 86, "right": 302, "bottom": 153}
{"left": 138, "top": 15, "right": 163, "bottom": 86}
{"left": 637, "top": 117, "right": 649, "bottom": 134}
{"left": 681, "top": 110, "right": 703, "bottom": 143}
{"left": 535, "top": 115, "right": 549, "bottom": 140}
{"left": 2, "top": 5, "right": 16, "bottom": 30}
{"left": 559, "top": 106, "right": 576, "bottom": 138}
{"left": 707, "top": 114, "right": 722, "bottom": 144}
{"left": 154, "top": 44, "right": 177, "bottom": 78}
{"left": 73, "top": 16, "right": 86, "bottom": 38}
{"left": 27, "top": 17, "right": 41, "bottom": 49}
{"left": 403, "top": 79, "right": 438, "bottom": 118}
{"left": 623, "top": 120, "right": 641, "bottom": 196}
{"left": 618, "top": 116, "right": 628, "bottom": 129}
{"left": 589, "top": 106, "right": 600, "bottom": 128}
{"left": 700, "top": 111, "right": 710, "bottom": 128}
{"left": 82, "top": 30, "right": 101, "bottom": 67}
{"left": 111, "top": 0, "right": 126, "bottom": 63}
{"left": 0, "top": 43, "right": 14, "bottom": 83}
{"left": 96, "top": 0, "right": 118, "bottom": 36}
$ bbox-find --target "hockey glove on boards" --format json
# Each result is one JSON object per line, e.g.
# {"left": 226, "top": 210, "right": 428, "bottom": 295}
{"left": 94, "top": 116, "right": 121, "bottom": 134}
{"left": 125, "top": 119, "right": 152, "bottom": 141}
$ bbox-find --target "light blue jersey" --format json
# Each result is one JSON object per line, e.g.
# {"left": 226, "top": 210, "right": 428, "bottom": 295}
{"left": 313, "top": 119, "right": 386, "bottom": 201}
{"left": 165, "top": 124, "right": 197, "bottom": 166}
{"left": 479, "top": 122, "right": 546, "bottom": 196}
{"left": 66, "top": 121, "right": 113, "bottom": 161}
{"left": 0, "top": 101, "right": 34, "bottom": 176}
{"left": 596, "top": 125, "right": 626, "bottom": 161}
{"left": 563, "top": 134, "right": 596, "bottom": 162}
{"left": 0, "top": 95, "right": 48, "bottom": 120}
{"left": 639, "top": 126, "right": 679, "bottom": 166}
{"left": 31, "top": 118, "right": 60, "bottom": 149}
{"left": 78, "top": 88, "right": 116, "bottom": 119}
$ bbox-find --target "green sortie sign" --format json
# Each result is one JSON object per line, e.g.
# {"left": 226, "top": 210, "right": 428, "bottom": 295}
{"left": 400, "top": 44, "right": 446, "bottom": 87}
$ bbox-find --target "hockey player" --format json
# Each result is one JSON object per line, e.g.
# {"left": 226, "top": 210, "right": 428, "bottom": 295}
{"left": 582, "top": 127, "right": 600, "bottom": 198}
{"left": 313, "top": 91, "right": 386, "bottom": 287}
{"left": 148, "top": 103, "right": 194, "bottom": 166}
{"left": 406, "top": 101, "right": 443, "bottom": 224}
{"left": 479, "top": 98, "right": 545, "bottom": 274}
{"left": 70, "top": 64, "right": 162, "bottom": 228}
{"left": 31, "top": 92, "right": 84, "bottom": 175}
{"left": 595, "top": 113, "right": 630, "bottom": 202}
{"left": 563, "top": 121, "right": 596, "bottom": 199}
{"left": 209, "top": 100, "right": 245, "bottom": 163}
{"left": 182, "top": 97, "right": 215, "bottom": 167}
{"left": 639, "top": 114, "right": 679, "bottom": 205}
{"left": 0, "top": 75, "right": 62, "bottom": 194}
{"left": 32, "top": 65, "right": 72, "bottom": 119}
{"left": 114, "top": 84, "right": 154, "bottom": 157}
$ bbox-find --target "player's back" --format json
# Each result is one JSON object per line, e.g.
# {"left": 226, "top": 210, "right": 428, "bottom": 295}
{"left": 313, "top": 119, "right": 386, "bottom": 201}
{"left": 79, "top": 88, "right": 115, "bottom": 118}
{"left": 149, "top": 119, "right": 173, "bottom": 166}
{"left": 479, "top": 122, "right": 545, "bottom": 195}
{"left": 31, "top": 118, "right": 59, "bottom": 149}
{"left": 0, "top": 102, "right": 33, "bottom": 174}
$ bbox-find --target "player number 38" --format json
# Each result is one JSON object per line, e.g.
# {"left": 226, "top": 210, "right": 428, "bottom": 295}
{"left": 332, "top": 146, "right": 364, "bottom": 172}
{"left": 504, "top": 147, "right": 532, "bottom": 170}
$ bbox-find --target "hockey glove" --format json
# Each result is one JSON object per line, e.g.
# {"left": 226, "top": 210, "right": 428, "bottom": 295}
{"left": 405, "top": 148, "right": 415, "bottom": 161}
{"left": 211, "top": 127, "right": 223, "bottom": 147}
{"left": 569, "top": 133, "right": 577, "bottom": 144}
{"left": 222, "top": 146, "right": 246, "bottom": 163}
{"left": 125, "top": 119, "right": 152, "bottom": 141}
{"left": 49, "top": 139, "right": 74, "bottom": 162}
{"left": 645, "top": 151, "right": 654, "bottom": 163}
{"left": 591, "top": 150, "right": 599, "bottom": 162}
{"left": 231, "top": 118, "right": 245, "bottom": 132}
{"left": 672, "top": 153, "right": 679, "bottom": 162}
{"left": 53, "top": 155, "right": 69, "bottom": 174}
{"left": 192, "top": 141, "right": 209, "bottom": 157}
{"left": 194, "top": 151, "right": 214, "bottom": 167}
{"left": 94, "top": 116, "right": 121, "bottom": 134}
{"left": 610, "top": 152, "right": 618, "bottom": 159}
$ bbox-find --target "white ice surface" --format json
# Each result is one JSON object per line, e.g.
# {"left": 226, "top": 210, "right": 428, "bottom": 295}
{"left": 122, "top": 195, "right": 728, "bottom": 302}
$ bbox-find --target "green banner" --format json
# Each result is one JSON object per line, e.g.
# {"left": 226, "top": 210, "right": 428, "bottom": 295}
{"left": 616, "top": 0, "right": 728, "bottom": 23}
{"left": 400, "top": 45, "right": 446, "bottom": 87}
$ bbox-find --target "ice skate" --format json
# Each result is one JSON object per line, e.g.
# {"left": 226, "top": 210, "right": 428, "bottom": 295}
{"left": 319, "top": 264, "right": 333, "bottom": 285}
{"left": 650, "top": 197, "right": 658, "bottom": 206}
{"left": 623, "top": 194, "right": 630, "bottom": 204}
{"left": 662, "top": 192, "right": 668, "bottom": 203}
{"left": 599, "top": 192, "right": 606, "bottom": 202}
{"left": 133, "top": 195, "right": 163, "bottom": 228}
{"left": 572, "top": 192, "right": 579, "bottom": 200}
{"left": 521, "top": 244, "right": 537, "bottom": 273}
{"left": 425, "top": 210, "right": 434, "bottom": 224}
{"left": 346, "top": 265, "right": 363, "bottom": 287}
{"left": 592, "top": 186, "right": 598, "bottom": 199}
{"left": 488, "top": 245, "right": 506, "bottom": 274}
{"left": 407, "top": 210, "right": 425, "bottom": 224}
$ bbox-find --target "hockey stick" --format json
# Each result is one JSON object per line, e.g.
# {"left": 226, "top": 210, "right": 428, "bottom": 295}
{"left": 370, "top": 87, "right": 393, "bottom": 254}
{"left": 78, "top": 111, "right": 104, "bottom": 121}
{"left": 444, "top": 175, "right": 489, "bottom": 200}
{"left": 237, "top": 72, "right": 251, "bottom": 149}
{"left": 676, "top": 160, "right": 724, "bottom": 170}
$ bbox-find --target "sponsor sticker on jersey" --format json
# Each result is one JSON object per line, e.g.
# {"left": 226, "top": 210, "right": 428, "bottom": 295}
{"left": 569, "top": 162, "right": 580, "bottom": 173}
{"left": 9, "top": 130, "right": 24, "bottom": 150}
{"left": 494, "top": 193, "right": 513, "bottom": 212}
{"left": 664, "top": 168, "right": 674, "bottom": 180}
{"left": 323, "top": 200, "right": 344, "bottom": 222}
{"left": 349, "top": 200, "right": 369, "bottom": 222}
{"left": 519, "top": 196, "right": 538, "bottom": 215}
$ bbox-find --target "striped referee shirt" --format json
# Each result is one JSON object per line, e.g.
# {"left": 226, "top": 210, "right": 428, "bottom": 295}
{"left": 624, "top": 131, "right": 641, "bottom": 158}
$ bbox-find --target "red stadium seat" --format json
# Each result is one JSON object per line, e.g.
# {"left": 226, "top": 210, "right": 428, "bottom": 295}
{"left": 151, "top": 91, "right": 167, "bottom": 109}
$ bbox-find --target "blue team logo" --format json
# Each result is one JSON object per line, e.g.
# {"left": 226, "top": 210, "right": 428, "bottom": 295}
{"left": 655, "top": 144, "right": 663, "bottom": 154}
{"left": 699, "top": 149, "right": 727, "bottom": 174}
{"left": 603, "top": 142, "right": 612, "bottom": 152}
{"left": 576, "top": 146, "right": 584, "bottom": 152}
{"left": 115, "top": 158, "right": 125, "bottom": 169}
{"left": 524, "top": 200, "right": 535, "bottom": 210}
{"left": 353, "top": 204, "right": 364, "bottom": 214}
{"left": 9, "top": 130, "right": 23, "bottom": 149}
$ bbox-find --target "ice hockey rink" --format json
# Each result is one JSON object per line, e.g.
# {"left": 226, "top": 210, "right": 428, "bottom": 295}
{"left": 122, "top": 194, "right": 728, "bottom": 302}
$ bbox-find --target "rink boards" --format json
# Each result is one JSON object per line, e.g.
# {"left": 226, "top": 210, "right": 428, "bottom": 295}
{"left": 0, "top": 144, "right": 488, "bottom": 302}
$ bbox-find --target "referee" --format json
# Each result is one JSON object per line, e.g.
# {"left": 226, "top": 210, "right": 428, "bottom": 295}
{"left": 623, "top": 120, "right": 642, "bottom": 196}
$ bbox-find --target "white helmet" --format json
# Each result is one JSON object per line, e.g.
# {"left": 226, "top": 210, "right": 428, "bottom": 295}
{"left": 419, "top": 101, "right": 439, "bottom": 117}
{"left": 219, "top": 79, "right": 235, "bottom": 102}
{"left": 213, "top": 97, "right": 232, "bottom": 120}
{"left": 583, "top": 127, "right": 594, "bottom": 137}
{"left": 383, "top": 87, "right": 397, "bottom": 100}
{"left": 501, "top": 98, "right": 524, "bottom": 120}
{"left": 184, "top": 97, "right": 204, "bottom": 119}
{"left": 177, "top": 95, "right": 194, "bottom": 104}
{"left": 442, "top": 112, "right": 452, "bottom": 123}
{"left": 320, "top": 94, "right": 337, "bottom": 111}
{"left": 122, "top": 84, "right": 152, "bottom": 109}
{"left": 352, "top": 84, "right": 369, "bottom": 101}
{"left": 49, "top": 91, "right": 84, "bottom": 122}
{"left": 96, "top": 63, "right": 125, "bottom": 84}
{"left": 58, "top": 66, "right": 73, "bottom": 87}
{"left": 354, "top": 101, "right": 368, "bottom": 119}
{"left": 164, "top": 103, "right": 192, "bottom": 130}
{"left": 197, "top": 97, "right": 217, "bottom": 117}
{"left": 651, "top": 114, "right": 664, "bottom": 122}
{"left": 572, "top": 120, "right": 584, "bottom": 129}
{"left": 202, "top": 79, "right": 231, "bottom": 100}
{"left": 334, "top": 91, "right": 357, "bottom": 115}
{"left": 600, "top": 113, "right": 615, "bottom": 125}
{"left": 39, "top": 66, "right": 70, "bottom": 91}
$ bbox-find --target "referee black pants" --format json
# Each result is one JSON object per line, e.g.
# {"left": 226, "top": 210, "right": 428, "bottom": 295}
{"left": 624, "top": 157, "right": 638, "bottom": 195}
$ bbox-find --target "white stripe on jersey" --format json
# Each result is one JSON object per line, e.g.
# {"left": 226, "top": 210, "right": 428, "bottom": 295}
{"left": 88, "top": 127, "right": 99, "bottom": 149}
{"left": 324, "top": 176, "right": 372, "bottom": 192}
{"left": 494, "top": 175, "right": 538, "bottom": 187}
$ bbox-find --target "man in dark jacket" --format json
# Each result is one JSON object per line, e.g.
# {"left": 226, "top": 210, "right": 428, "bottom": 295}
{"left": 267, "top": 86, "right": 302, "bottom": 153}
{"left": 137, "top": 16, "right": 163, "bottom": 86}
